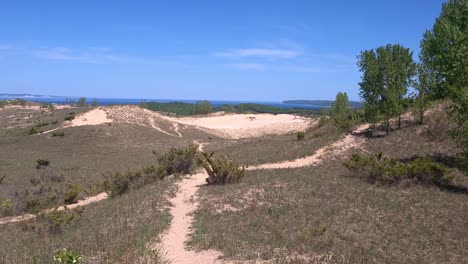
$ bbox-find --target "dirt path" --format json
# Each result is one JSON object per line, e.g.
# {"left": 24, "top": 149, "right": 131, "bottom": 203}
{"left": 155, "top": 141, "right": 223, "bottom": 263}
{"left": 0, "top": 192, "right": 108, "bottom": 225}
{"left": 248, "top": 124, "right": 369, "bottom": 170}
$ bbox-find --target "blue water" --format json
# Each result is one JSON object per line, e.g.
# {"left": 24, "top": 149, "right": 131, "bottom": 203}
{"left": 0, "top": 95, "right": 327, "bottom": 110}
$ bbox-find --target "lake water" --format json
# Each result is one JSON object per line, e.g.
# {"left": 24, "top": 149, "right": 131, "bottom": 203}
{"left": 0, "top": 95, "right": 327, "bottom": 110}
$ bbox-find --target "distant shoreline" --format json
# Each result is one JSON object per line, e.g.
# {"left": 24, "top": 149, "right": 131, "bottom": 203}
{"left": 0, "top": 94, "right": 328, "bottom": 110}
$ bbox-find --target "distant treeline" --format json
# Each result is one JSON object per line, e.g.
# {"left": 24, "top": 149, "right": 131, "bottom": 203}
{"left": 140, "top": 101, "right": 322, "bottom": 116}
{"left": 283, "top": 100, "right": 363, "bottom": 108}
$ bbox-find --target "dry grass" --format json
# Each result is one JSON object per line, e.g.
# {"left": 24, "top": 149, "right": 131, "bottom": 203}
{"left": 0, "top": 178, "right": 176, "bottom": 263}
{"left": 205, "top": 123, "right": 342, "bottom": 166}
{"left": 189, "top": 123, "right": 467, "bottom": 263}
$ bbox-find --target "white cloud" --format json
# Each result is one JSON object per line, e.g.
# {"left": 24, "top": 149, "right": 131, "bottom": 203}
{"left": 33, "top": 47, "right": 125, "bottom": 64}
{"left": 228, "top": 63, "right": 266, "bottom": 70}
{"left": 214, "top": 48, "right": 300, "bottom": 59}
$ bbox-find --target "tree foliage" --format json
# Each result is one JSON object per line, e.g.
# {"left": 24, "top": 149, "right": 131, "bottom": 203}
{"left": 331, "top": 92, "right": 351, "bottom": 129}
{"left": 357, "top": 44, "right": 416, "bottom": 134}
{"left": 421, "top": 0, "right": 468, "bottom": 156}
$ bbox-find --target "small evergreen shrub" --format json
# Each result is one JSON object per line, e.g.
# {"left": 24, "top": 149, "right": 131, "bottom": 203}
{"left": 344, "top": 152, "right": 453, "bottom": 186}
{"left": 64, "top": 184, "right": 82, "bottom": 204}
{"left": 52, "top": 131, "right": 65, "bottom": 137}
{"left": 64, "top": 115, "right": 75, "bottom": 121}
{"left": 157, "top": 143, "right": 199, "bottom": 175}
{"left": 29, "top": 127, "right": 39, "bottom": 135}
{"left": 35, "top": 122, "right": 49, "bottom": 127}
{"left": 296, "top": 131, "right": 305, "bottom": 140}
{"left": 51, "top": 120, "right": 59, "bottom": 124}
{"left": 199, "top": 152, "right": 245, "bottom": 185}
{"left": 46, "top": 209, "right": 77, "bottom": 234}
{"left": 36, "top": 159, "right": 50, "bottom": 169}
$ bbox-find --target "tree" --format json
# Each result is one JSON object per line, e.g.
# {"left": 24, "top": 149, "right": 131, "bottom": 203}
{"left": 413, "top": 63, "right": 434, "bottom": 124}
{"left": 331, "top": 92, "right": 351, "bottom": 129}
{"left": 192, "top": 100, "right": 212, "bottom": 115}
{"left": 420, "top": 0, "right": 468, "bottom": 156}
{"left": 357, "top": 44, "right": 416, "bottom": 134}
{"left": 77, "top": 97, "right": 87, "bottom": 107}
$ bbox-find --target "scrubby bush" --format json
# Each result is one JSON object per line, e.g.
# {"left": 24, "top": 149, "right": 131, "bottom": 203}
{"left": 344, "top": 152, "right": 453, "bottom": 186}
{"left": 296, "top": 131, "right": 305, "bottom": 140}
{"left": 157, "top": 143, "right": 199, "bottom": 175}
{"left": 103, "top": 171, "right": 132, "bottom": 197}
{"left": 45, "top": 209, "right": 78, "bottom": 234}
{"left": 425, "top": 110, "right": 453, "bottom": 141}
{"left": 64, "top": 115, "right": 75, "bottom": 121}
{"left": 29, "top": 127, "right": 39, "bottom": 135}
{"left": 51, "top": 120, "right": 59, "bottom": 124}
{"left": 199, "top": 152, "right": 245, "bottom": 185}
{"left": 53, "top": 248, "right": 82, "bottom": 263}
{"left": 36, "top": 159, "right": 50, "bottom": 169}
{"left": 64, "top": 184, "right": 82, "bottom": 204}
{"left": 35, "top": 122, "right": 49, "bottom": 127}
{"left": 52, "top": 131, "right": 65, "bottom": 137}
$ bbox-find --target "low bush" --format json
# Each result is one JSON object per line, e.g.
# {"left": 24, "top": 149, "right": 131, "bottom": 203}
{"left": 425, "top": 110, "right": 453, "bottom": 141}
{"left": 45, "top": 209, "right": 78, "bottom": 234}
{"left": 296, "top": 131, "right": 305, "bottom": 140}
{"left": 29, "top": 127, "right": 39, "bottom": 135}
{"left": 51, "top": 120, "right": 59, "bottom": 124}
{"left": 36, "top": 159, "right": 50, "bottom": 169}
{"left": 199, "top": 152, "right": 245, "bottom": 185}
{"left": 53, "top": 248, "right": 82, "bottom": 264}
{"left": 35, "top": 122, "right": 49, "bottom": 127}
{"left": 52, "top": 131, "right": 65, "bottom": 137}
{"left": 64, "top": 115, "right": 75, "bottom": 121}
{"left": 157, "top": 142, "right": 199, "bottom": 175}
{"left": 64, "top": 184, "right": 82, "bottom": 204}
{"left": 344, "top": 152, "right": 453, "bottom": 186}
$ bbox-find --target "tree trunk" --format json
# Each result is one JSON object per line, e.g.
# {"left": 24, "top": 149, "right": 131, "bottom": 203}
{"left": 419, "top": 108, "right": 424, "bottom": 125}
{"left": 398, "top": 113, "right": 401, "bottom": 129}
{"left": 386, "top": 118, "right": 390, "bottom": 135}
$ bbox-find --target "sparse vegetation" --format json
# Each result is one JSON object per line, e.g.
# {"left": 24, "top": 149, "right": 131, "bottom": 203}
{"left": 343, "top": 152, "right": 454, "bottom": 186}
{"left": 36, "top": 159, "right": 50, "bottom": 169}
{"left": 296, "top": 131, "right": 305, "bottom": 140}
{"left": 64, "top": 115, "right": 75, "bottom": 121}
{"left": 52, "top": 131, "right": 65, "bottom": 137}
{"left": 53, "top": 248, "right": 82, "bottom": 264}
{"left": 64, "top": 184, "right": 82, "bottom": 204}
{"left": 29, "top": 126, "right": 39, "bottom": 135}
{"left": 199, "top": 152, "right": 245, "bottom": 185}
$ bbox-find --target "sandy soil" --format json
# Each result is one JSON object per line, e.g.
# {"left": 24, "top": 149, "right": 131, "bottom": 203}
{"left": 67, "top": 108, "right": 113, "bottom": 127}
{"left": 163, "top": 113, "right": 313, "bottom": 139}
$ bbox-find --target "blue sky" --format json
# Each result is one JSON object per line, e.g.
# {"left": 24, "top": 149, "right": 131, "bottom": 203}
{"left": 0, "top": 0, "right": 444, "bottom": 101}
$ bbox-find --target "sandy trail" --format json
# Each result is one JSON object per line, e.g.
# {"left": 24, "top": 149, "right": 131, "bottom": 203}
{"left": 249, "top": 124, "right": 369, "bottom": 170}
{"left": 0, "top": 192, "right": 108, "bottom": 225}
{"left": 156, "top": 141, "right": 223, "bottom": 263}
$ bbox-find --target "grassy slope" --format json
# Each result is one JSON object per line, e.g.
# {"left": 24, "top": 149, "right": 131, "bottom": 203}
{"left": 205, "top": 122, "right": 342, "bottom": 166}
{"left": 0, "top": 179, "right": 176, "bottom": 263}
{"left": 190, "top": 120, "right": 468, "bottom": 263}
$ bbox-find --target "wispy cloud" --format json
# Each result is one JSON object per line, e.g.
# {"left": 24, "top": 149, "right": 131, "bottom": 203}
{"left": 228, "top": 63, "right": 266, "bottom": 71}
{"left": 33, "top": 47, "right": 126, "bottom": 64}
{"left": 214, "top": 48, "right": 300, "bottom": 59}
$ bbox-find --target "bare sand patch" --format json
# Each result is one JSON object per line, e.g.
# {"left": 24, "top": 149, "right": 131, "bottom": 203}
{"left": 163, "top": 113, "right": 313, "bottom": 139}
{"left": 68, "top": 107, "right": 113, "bottom": 127}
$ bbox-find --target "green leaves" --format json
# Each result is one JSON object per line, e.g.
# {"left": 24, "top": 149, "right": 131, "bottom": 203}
{"left": 357, "top": 44, "right": 416, "bottom": 133}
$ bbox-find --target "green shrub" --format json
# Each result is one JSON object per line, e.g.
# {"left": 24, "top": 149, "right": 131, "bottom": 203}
{"left": 344, "top": 152, "right": 453, "bottom": 186}
{"left": 103, "top": 172, "right": 131, "bottom": 197}
{"left": 52, "top": 131, "right": 65, "bottom": 137}
{"left": 36, "top": 159, "right": 50, "bottom": 169}
{"left": 316, "top": 116, "right": 330, "bottom": 128}
{"left": 35, "top": 122, "right": 49, "bottom": 127}
{"left": 157, "top": 143, "right": 199, "bottom": 175}
{"left": 53, "top": 248, "right": 82, "bottom": 263}
{"left": 25, "top": 198, "right": 42, "bottom": 214}
{"left": 51, "top": 120, "right": 59, "bottom": 124}
{"left": 46, "top": 209, "right": 77, "bottom": 234}
{"left": 64, "top": 115, "right": 75, "bottom": 121}
{"left": 29, "top": 127, "right": 39, "bottom": 135}
{"left": 64, "top": 185, "right": 82, "bottom": 204}
{"left": 296, "top": 131, "right": 305, "bottom": 140}
{"left": 199, "top": 152, "right": 245, "bottom": 185}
